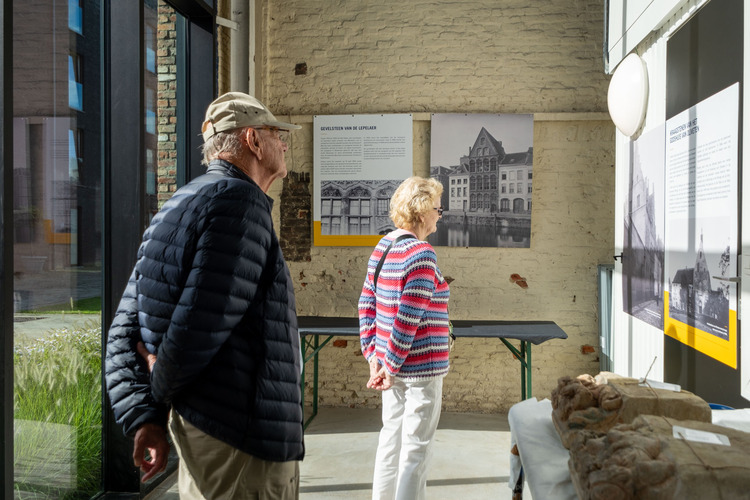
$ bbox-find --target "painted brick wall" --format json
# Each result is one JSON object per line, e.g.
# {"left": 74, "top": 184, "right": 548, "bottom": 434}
{"left": 261, "top": 0, "right": 609, "bottom": 115}
{"left": 255, "top": 1, "right": 615, "bottom": 411}
{"left": 272, "top": 117, "right": 614, "bottom": 412}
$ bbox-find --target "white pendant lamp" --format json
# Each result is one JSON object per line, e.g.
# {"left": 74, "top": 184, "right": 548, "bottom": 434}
{"left": 607, "top": 53, "right": 649, "bottom": 137}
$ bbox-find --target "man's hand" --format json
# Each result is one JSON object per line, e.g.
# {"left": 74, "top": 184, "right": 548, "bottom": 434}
{"left": 133, "top": 423, "right": 169, "bottom": 482}
{"left": 136, "top": 341, "right": 157, "bottom": 373}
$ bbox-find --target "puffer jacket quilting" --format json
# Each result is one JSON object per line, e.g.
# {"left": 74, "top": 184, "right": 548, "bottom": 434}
{"left": 105, "top": 159, "right": 304, "bottom": 462}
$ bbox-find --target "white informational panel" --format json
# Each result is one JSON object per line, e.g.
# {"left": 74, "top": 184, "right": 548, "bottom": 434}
{"left": 313, "top": 114, "right": 413, "bottom": 246}
{"left": 663, "top": 82, "right": 739, "bottom": 369}
{"left": 741, "top": 1, "right": 750, "bottom": 403}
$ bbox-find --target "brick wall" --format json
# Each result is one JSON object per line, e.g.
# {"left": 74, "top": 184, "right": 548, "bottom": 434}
{"left": 157, "top": 4, "right": 178, "bottom": 206}
{"left": 257, "top": 0, "right": 615, "bottom": 412}
{"left": 217, "top": 0, "right": 231, "bottom": 95}
{"left": 157, "top": 0, "right": 232, "bottom": 205}
{"left": 281, "top": 171, "right": 313, "bottom": 262}
{"left": 262, "top": 0, "right": 609, "bottom": 115}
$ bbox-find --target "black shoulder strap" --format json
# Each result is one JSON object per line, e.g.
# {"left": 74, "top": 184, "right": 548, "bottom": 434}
{"left": 373, "top": 234, "right": 415, "bottom": 289}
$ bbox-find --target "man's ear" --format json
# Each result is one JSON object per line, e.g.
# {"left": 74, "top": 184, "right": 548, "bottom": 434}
{"left": 245, "top": 127, "right": 263, "bottom": 160}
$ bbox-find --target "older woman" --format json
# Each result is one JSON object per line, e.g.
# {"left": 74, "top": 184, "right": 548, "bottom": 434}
{"left": 359, "top": 176, "right": 451, "bottom": 500}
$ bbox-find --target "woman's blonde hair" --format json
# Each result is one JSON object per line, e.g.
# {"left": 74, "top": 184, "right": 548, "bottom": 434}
{"left": 389, "top": 176, "right": 444, "bottom": 229}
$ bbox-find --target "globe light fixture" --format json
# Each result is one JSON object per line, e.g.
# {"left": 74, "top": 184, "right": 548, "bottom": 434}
{"left": 607, "top": 53, "right": 649, "bottom": 137}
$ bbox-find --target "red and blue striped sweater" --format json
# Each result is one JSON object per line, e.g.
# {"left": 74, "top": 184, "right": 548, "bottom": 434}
{"left": 359, "top": 229, "right": 451, "bottom": 380}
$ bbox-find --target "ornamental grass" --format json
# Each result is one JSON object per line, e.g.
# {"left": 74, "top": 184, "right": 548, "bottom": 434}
{"left": 14, "top": 322, "right": 102, "bottom": 500}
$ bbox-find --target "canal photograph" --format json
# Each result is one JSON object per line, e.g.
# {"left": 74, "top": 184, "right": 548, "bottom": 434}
{"left": 429, "top": 113, "right": 534, "bottom": 248}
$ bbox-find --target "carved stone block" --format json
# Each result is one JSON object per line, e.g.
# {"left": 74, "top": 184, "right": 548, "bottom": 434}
{"left": 568, "top": 415, "right": 750, "bottom": 500}
{"left": 550, "top": 372, "right": 711, "bottom": 449}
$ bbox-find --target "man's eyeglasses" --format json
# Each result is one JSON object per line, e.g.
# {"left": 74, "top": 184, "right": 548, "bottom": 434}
{"left": 254, "top": 126, "right": 290, "bottom": 144}
{"left": 433, "top": 206, "right": 444, "bottom": 216}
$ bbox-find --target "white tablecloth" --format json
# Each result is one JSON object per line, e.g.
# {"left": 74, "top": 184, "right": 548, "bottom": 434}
{"left": 508, "top": 398, "right": 577, "bottom": 500}
{"left": 508, "top": 399, "right": 750, "bottom": 500}
{"left": 711, "top": 408, "right": 750, "bottom": 433}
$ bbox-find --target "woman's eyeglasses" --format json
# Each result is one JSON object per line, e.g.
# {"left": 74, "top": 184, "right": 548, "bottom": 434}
{"left": 433, "top": 207, "right": 444, "bottom": 216}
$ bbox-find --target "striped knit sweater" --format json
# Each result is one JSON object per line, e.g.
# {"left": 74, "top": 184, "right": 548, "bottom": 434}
{"left": 359, "top": 229, "right": 451, "bottom": 380}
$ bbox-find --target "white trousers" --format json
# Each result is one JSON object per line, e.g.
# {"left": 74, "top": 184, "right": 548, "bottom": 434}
{"left": 372, "top": 376, "right": 444, "bottom": 500}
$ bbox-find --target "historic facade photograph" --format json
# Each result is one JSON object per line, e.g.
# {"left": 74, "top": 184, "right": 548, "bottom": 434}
{"left": 429, "top": 114, "right": 533, "bottom": 247}
{"left": 319, "top": 179, "right": 401, "bottom": 235}
{"left": 622, "top": 125, "right": 665, "bottom": 329}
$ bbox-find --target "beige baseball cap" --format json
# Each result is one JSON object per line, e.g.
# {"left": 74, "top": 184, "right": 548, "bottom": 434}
{"left": 201, "top": 92, "right": 301, "bottom": 141}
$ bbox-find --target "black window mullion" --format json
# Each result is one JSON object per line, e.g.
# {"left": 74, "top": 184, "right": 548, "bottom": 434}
{"left": 176, "top": 15, "right": 187, "bottom": 188}
{"left": 100, "top": 0, "right": 216, "bottom": 495}
{"left": 1, "top": 0, "right": 13, "bottom": 498}
{"left": 186, "top": 19, "right": 216, "bottom": 183}
{"left": 102, "top": 0, "right": 144, "bottom": 493}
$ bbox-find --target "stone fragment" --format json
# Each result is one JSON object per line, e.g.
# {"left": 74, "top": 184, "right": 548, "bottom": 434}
{"left": 569, "top": 415, "right": 750, "bottom": 500}
{"left": 551, "top": 372, "right": 711, "bottom": 448}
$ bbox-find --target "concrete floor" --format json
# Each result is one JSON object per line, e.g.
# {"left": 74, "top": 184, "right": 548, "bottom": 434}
{"left": 145, "top": 407, "right": 528, "bottom": 499}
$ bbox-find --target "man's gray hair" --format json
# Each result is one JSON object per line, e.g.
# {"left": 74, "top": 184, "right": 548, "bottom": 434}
{"left": 201, "top": 127, "right": 247, "bottom": 166}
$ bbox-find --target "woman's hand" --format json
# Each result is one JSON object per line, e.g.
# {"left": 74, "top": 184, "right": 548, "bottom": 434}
{"left": 367, "top": 359, "right": 393, "bottom": 390}
{"left": 367, "top": 358, "right": 382, "bottom": 388}
{"left": 376, "top": 367, "right": 393, "bottom": 390}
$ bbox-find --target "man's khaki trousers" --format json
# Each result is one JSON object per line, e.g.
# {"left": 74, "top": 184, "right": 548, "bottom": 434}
{"left": 169, "top": 411, "right": 300, "bottom": 500}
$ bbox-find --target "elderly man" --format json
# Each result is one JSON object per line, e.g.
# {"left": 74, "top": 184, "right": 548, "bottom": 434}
{"left": 105, "top": 92, "right": 304, "bottom": 499}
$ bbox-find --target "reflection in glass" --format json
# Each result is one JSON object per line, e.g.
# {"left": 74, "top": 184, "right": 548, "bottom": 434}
{"left": 145, "top": 24, "right": 156, "bottom": 73}
{"left": 68, "top": 0, "right": 83, "bottom": 35}
{"left": 13, "top": 1, "right": 103, "bottom": 498}
{"left": 146, "top": 0, "right": 181, "bottom": 223}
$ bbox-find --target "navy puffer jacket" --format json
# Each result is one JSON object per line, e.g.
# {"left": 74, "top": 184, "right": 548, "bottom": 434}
{"left": 105, "top": 159, "right": 304, "bottom": 462}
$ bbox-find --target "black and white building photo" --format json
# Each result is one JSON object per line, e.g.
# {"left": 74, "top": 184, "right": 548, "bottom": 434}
{"left": 668, "top": 231, "right": 730, "bottom": 340}
{"left": 429, "top": 114, "right": 533, "bottom": 248}
{"left": 319, "top": 179, "right": 401, "bottom": 235}
{"left": 622, "top": 125, "right": 665, "bottom": 329}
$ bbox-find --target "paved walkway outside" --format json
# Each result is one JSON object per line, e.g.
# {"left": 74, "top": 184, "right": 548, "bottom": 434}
{"left": 14, "top": 267, "right": 101, "bottom": 312}
{"left": 12, "top": 267, "right": 101, "bottom": 343}
{"left": 13, "top": 313, "right": 99, "bottom": 344}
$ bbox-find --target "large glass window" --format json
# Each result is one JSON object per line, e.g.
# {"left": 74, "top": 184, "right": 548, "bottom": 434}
{"left": 5, "top": 0, "right": 214, "bottom": 496}
{"left": 13, "top": 1, "right": 103, "bottom": 498}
